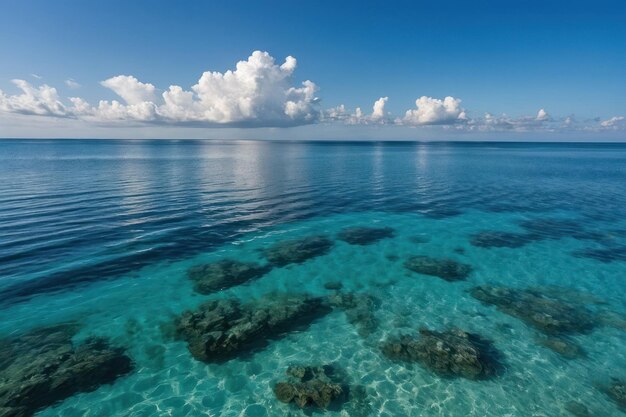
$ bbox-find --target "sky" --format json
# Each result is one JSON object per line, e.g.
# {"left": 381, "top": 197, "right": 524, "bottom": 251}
{"left": 0, "top": 0, "right": 625, "bottom": 140}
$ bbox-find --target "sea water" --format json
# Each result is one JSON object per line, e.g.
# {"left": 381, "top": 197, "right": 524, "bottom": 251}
{"left": 0, "top": 140, "right": 625, "bottom": 416}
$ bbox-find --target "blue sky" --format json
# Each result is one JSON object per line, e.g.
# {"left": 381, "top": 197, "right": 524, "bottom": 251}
{"left": 0, "top": 0, "right": 624, "bottom": 139}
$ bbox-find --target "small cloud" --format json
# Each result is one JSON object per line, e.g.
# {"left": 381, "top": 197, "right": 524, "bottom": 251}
{"left": 65, "top": 79, "right": 81, "bottom": 89}
{"left": 536, "top": 108, "right": 550, "bottom": 121}
{"left": 600, "top": 115, "right": 625, "bottom": 128}
{"left": 403, "top": 96, "right": 464, "bottom": 125}
{"left": 371, "top": 96, "right": 389, "bottom": 121}
{"left": 100, "top": 75, "right": 156, "bottom": 105}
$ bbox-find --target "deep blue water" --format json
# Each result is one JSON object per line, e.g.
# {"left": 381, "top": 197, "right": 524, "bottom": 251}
{"left": 0, "top": 140, "right": 625, "bottom": 417}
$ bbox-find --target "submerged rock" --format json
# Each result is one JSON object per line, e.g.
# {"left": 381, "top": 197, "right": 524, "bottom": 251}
{"left": 409, "top": 235, "right": 431, "bottom": 244}
{"left": 337, "top": 226, "right": 394, "bottom": 245}
{"left": 469, "top": 231, "right": 535, "bottom": 249}
{"left": 262, "top": 235, "right": 333, "bottom": 266}
{"left": 324, "top": 281, "right": 343, "bottom": 290}
{"left": 604, "top": 378, "right": 626, "bottom": 411}
{"left": 381, "top": 328, "right": 502, "bottom": 380}
{"left": 404, "top": 255, "right": 472, "bottom": 281}
{"left": 469, "top": 286, "right": 596, "bottom": 335}
{"left": 174, "top": 293, "right": 331, "bottom": 363}
{"left": 536, "top": 336, "right": 586, "bottom": 359}
{"left": 187, "top": 259, "right": 271, "bottom": 294}
{"left": 519, "top": 218, "right": 604, "bottom": 241}
{"left": 0, "top": 324, "right": 133, "bottom": 417}
{"left": 564, "top": 401, "right": 592, "bottom": 417}
{"left": 273, "top": 365, "right": 346, "bottom": 410}
{"left": 328, "top": 292, "right": 379, "bottom": 337}
{"left": 573, "top": 245, "right": 626, "bottom": 263}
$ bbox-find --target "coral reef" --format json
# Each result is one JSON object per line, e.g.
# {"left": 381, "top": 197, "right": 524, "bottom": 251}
{"left": 604, "top": 378, "right": 626, "bottom": 411}
{"left": 469, "top": 231, "right": 534, "bottom": 249}
{"left": 536, "top": 336, "right": 586, "bottom": 359}
{"left": 469, "top": 285, "right": 596, "bottom": 335}
{"left": 0, "top": 324, "right": 133, "bottom": 417}
{"left": 404, "top": 255, "right": 472, "bottom": 281}
{"left": 273, "top": 365, "right": 346, "bottom": 410}
{"left": 327, "top": 292, "right": 379, "bottom": 337}
{"left": 381, "top": 328, "right": 502, "bottom": 380}
{"left": 174, "top": 293, "right": 331, "bottom": 362}
{"left": 187, "top": 259, "right": 271, "bottom": 294}
{"left": 262, "top": 236, "right": 333, "bottom": 266}
{"left": 337, "top": 226, "right": 394, "bottom": 245}
{"left": 564, "top": 401, "right": 592, "bottom": 417}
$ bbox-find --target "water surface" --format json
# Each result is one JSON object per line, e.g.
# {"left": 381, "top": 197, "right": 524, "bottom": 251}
{"left": 1, "top": 140, "right": 625, "bottom": 417}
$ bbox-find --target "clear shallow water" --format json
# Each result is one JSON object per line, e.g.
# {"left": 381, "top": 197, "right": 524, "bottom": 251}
{"left": 0, "top": 140, "right": 625, "bottom": 417}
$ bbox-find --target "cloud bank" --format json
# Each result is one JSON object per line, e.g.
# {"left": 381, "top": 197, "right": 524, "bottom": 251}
{"left": 0, "top": 51, "right": 320, "bottom": 127}
{"left": 0, "top": 50, "right": 623, "bottom": 133}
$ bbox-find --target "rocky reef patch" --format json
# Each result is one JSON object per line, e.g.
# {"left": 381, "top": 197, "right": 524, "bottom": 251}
{"left": 381, "top": 328, "right": 502, "bottom": 380}
{"left": 273, "top": 365, "right": 347, "bottom": 410}
{"left": 327, "top": 292, "right": 379, "bottom": 337}
{"left": 469, "top": 231, "right": 535, "bottom": 249}
{"left": 535, "top": 335, "right": 586, "bottom": 359}
{"left": 337, "top": 226, "right": 394, "bottom": 245}
{"left": 0, "top": 323, "right": 133, "bottom": 417}
{"left": 603, "top": 378, "right": 626, "bottom": 411}
{"left": 469, "top": 285, "right": 596, "bottom": 335}
{"left": 174, "top": 293, "right": 331, "bottom": 363}
{"left": 404, "top": 255, "right": 472, "bottom": 282}
{"left": 262, "top": 235, "right": 333, "bottom": 266}
{"left": 187, "top": 259, "right": 272, "bottom": 294}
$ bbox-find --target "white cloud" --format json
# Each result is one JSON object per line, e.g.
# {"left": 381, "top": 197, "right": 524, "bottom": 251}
{"left": 536, "top": 108, "right": 549, "bottom": 121}
{"left": 323, "top": 97, "right": 390, "bottom": 125}
{"left": 65, "top": 79, "right": 81, "bottom": 89}
{"left": 0, "top": 79, "right": 67, "bottom": 117}
{"left": 101, "top": 75, "right": 156, "bottom": 105}
{"left": 403, "top": 96, "right": 464, "bottom": 125}
{"left": 600, "top": 116, "right": 624, "bottom": 128}
{"left": 371, "top": 96, "right": 388, "bottom": 121}
{"left": 0, "top": 51, "right": 321, "bottom": 127}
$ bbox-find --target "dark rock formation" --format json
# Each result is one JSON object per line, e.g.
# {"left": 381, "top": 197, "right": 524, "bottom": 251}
{"left": 174, "top": 293, "right": 331, "bottom": 363}
{"left": 273, "top": 365, "right": 345, "bottom": 410}
{"left": 404, "top": 256, "right": 472, "bottom": 281}
{"left": 519, "top": 218, "right": 605, "bottom": 241}
{"left": 536, "top": 336, "right": 586, "bottom": 359}
{"left": 381, "top": 328, "right": 502, "bottom": 380}
{"left": 324, "top": 281, "right": 343, "bottom": 290}
{"left": 573, "top": 245, "right": 626, "bottom": 263}
{"left": 564, "top": 401, "right": 592, "bottom": 417}
{"left": 469, "top": 231, "right": 535, "bottom": 249}
{"left": 409, "top": 235, "right": 431, "bottom": 244}
{"left": 187, "top": 259, "right": 271, "bottom": 294}
{"left": 0, "top": 324, "right": 133, "bottom": 417}
{"left": 337, "top": 226, "right": 394, "bottom": 245}
{"left": 604, "top": 379, "right": 626, "bottom": 411}
{"left": 469, "top": 285, "right": 596, "bottom": 335}
{"left": 262, "top": 236, "right": 333, "bottom": 266}
{"left": 328, "top": 292, "right": 379, "bottom": 337}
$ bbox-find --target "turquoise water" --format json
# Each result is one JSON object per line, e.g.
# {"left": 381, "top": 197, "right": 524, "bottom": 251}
{"left": 1, "top": 140, "right": 625, "bottom": 416}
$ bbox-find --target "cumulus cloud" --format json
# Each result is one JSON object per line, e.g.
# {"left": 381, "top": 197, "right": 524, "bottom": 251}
{"left": 0, "top": 51, "right": 320, "bottom": 127}
{"left": 323, "top": 97, "right": 390, "bottom": 125}
{"left": 600, "top": 116, "right": 625, "bottom": 128}
{"left": 403, "top": 96, "right": 465, "bottom": 125}
{"left": 100, "top": 75, "right": 156, "bottom": 105}
{"left": 65, "top": 79, "right": 81, "bottom": 89}
{"left": 0, "top": 79, "right": 67, "bottom": 117}
{"left": 371, "top": 97, "right": 388, "bottom": 121}
{"left": 536, "top": 108, "right": 550, "bottom": 121}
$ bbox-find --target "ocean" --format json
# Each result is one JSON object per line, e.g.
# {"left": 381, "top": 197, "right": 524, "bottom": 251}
{"left": 0, "top": 139, "right": 625, "bottom": 417}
